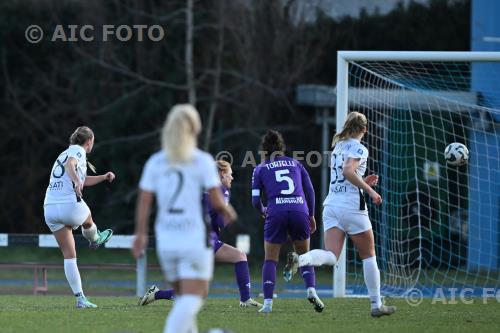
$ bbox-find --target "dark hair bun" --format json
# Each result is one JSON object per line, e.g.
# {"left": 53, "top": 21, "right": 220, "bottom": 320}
{"left": 261, "top": 129, "right": 286, "bottom": 159}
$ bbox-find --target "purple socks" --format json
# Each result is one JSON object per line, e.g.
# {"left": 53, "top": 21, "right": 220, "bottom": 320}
{"left": 235, "top": 261, "right": 251, "bottom": 302}
{"left": 262, "top": 260, "right": 277, "bottom": 300}
{"left": 155, "top": 288, "right": 175, "bottom": 300}
{"left": 300, "top": 265, "right": 316, "bottom": 289}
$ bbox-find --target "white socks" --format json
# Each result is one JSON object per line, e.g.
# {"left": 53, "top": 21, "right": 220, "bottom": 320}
{"left": 82, "top": 223, "right": 98, "bottom": 242}
{"left": 64, "top": 258, "right": 83, "bottom": 297}
{"left": 362, "top": 256, "right": 382, "bottom": 309}
{"left": 164, "top": 294, "right": 203, "bottom": 333}
{"left": 299, "top": 250, "right": 337, "bottom": 267}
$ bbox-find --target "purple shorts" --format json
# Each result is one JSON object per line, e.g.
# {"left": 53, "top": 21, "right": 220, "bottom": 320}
{"left": 211, "top": 232, "right": 224, "bottom": 253}
{"left": 264, "top": 211, "right": 310, "bottom": 244}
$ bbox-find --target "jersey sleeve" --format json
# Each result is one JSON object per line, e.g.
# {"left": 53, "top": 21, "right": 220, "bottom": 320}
{"left": 201, "top": 153, "right": 221, "bottom": 190}
{"left": 251, "top": 166, "right": 265, "bottom": 213}
{"left": 251, "top": 166, "right": 262, "bottom": 197}
{"left": 67, "top": 145, "right": 84, "bottom": 160}
{"left": 347, "top": 143, "right": 368, "bottom": 160}
{"left": 139, "top": 156, "right": 157, "bottom": 192}
{"left": 299, "top": 162, "right": 315, "bottom": 216}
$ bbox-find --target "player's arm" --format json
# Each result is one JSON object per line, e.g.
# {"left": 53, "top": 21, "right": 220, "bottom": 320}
{"left": 300, "top": 164, "right": 316, "bottom": 216}
{"left": 343, "top": 158, "right": 382, "bottom": 205}
{"left": 132, "top": 189, "right": 154, "bottom": 258}
{"left": 251, "top": 167, "right": 266, "bottom": 217}
{"left": 363, "top": 174, "right": 379, "bottom": 187}
{"left": 251, "top": 195, "right": 266, "bottom": 216}
{"left": 84, "top": 173, "right": 116, "bottom": 187}
{"left": 208, "top": 187, "right": 237, "bottom": 225}
{"left": 300, "top": 163, "right": 317, "bottom": 233}
{"left": 133, "top": 157, "right": 156, "bottom": 258}
{"left": 65, "top": 157, "right": 83, "bottom": 198}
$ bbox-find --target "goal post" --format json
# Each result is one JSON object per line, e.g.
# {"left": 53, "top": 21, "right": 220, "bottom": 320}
{"left": 334, "top": 51, "right": 500, "bottom": 297}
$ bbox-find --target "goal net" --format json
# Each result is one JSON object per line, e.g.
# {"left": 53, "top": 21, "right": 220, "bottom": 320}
{"left": 335, "top": 52, "right": 500, "bottom": 297}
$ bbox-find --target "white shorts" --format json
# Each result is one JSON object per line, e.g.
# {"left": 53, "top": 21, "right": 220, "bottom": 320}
{"left": 322, "top": 205, "right": 372, "bottom": 235}
{"left": 157, "top": 247, "right": 213, "bottom": 282}
{"left": 43, "top": 201, "right": 91, "bottom": 232}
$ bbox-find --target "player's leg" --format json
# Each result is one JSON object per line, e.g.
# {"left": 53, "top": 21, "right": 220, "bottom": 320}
{"left": 79, "top": 203, "right": 113, "bottom": 249}
{"left": 74, "top": 200, "right": 113, "bottom": 249}
{"left": 260, "top": 241, "right": 280, "bottom": 313}
{"left": 163, "top": 279, "right": 207, "bottom": 333}
{"left": 215, "top": 243, "right": 261, "bottom": 307}
{"left": 53, "top": 226, "right": 96, "bottom": 308}
{"left": 138, "top": 285, "right": 175, "bottom": 305}
{"left": 349, "top": 215, "right": 396, "bottom": 317}
{"left": 284, "top": 207, "right": 343, "bottom": 280}
{"left": 298, "top": 227, "right": 345, "bottom": 267}
{"left": 163, "top": 249, "right": 212, "bottom": 333}
{"left": 259, "top": 214, "right": 286, "bottom": 313}
{"left": 293, "top": 237, "right": 324, "bottom": 312}
{"left": 290, "top": 212, "right": 324, "bottom": 312}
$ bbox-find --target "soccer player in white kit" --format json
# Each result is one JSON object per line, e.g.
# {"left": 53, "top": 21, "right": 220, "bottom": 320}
{"left": 43, "top": 126, "right": 115, "bottom": 308}
{"left": 284, "top": 112, "right": 396, "bottom": 317}
{"left": 132, "top": 104, "right": 237, "bottom": 333}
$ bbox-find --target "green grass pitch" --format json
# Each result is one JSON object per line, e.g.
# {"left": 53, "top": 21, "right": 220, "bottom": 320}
{"left": 1, "top": 296, "right": 500, "bottom": 333}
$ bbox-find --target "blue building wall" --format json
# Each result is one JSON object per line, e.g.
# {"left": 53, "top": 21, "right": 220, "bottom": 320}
{"left": 468, "top": 0, "right": 500, "bottom": 270}
{"left": 471, "top": 0, "right": 500, "bottom": 119}
{"left": 467, "top": 130, "right": 500, "bottom": 270}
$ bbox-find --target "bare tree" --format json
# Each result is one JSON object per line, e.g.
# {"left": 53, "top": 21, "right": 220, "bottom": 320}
{"left": 186, "top": 0, "right": 196, "bottom": 105}
{"left": 203, "top": 0, "right": 225, "bottom": 150}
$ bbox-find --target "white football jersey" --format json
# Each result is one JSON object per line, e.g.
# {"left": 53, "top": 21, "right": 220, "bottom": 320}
{"left": 323, "top": 138, "right": 369, "bottom": 210}
{"left": 139, "top": 148, "right": 221, "bottom": 250}
{"left": 44, "top": 145, "right": 87, "bottom": 205}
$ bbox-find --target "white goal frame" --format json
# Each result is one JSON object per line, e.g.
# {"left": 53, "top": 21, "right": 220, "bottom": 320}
{"left": 334, "top": 50, "right": 500, "bottom": 297}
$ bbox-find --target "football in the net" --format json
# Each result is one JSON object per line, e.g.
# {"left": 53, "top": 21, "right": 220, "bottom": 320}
{"left": 444, "top": 142, "right": 469, "bottom": 166}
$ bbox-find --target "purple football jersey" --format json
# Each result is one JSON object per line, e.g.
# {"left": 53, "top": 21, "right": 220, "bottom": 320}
{"left": 202, "top": 185, "right": 230, "bottom": 236}
{"left": 252, "top": 156, "right": 314, "bottom": 217}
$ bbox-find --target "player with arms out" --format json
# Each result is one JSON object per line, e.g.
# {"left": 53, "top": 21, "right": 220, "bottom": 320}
{"left": 139, "top": 160, "right": 261, "bottom": 308}
{"left": 284, "top": 112, "right": 396, "bottom": 317}
{"left": 132, "top": 104, "right": 237, "bottom": 333}
{"left": 252, "top": 130, "right": 322, "bottom": 313}
{"left": 43, "top": 126, "right": 115, "bottom": 308}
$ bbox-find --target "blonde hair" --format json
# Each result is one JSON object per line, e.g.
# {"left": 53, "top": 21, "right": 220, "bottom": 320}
{"left": 162, "top": 104, "right": 201, "bottom": 163}
{"left": 216, "top": 160, "right": 231, "bottom": 173}
{"left": 69, "top": 126, "right": 96, "bottom": 173}
{"left": 69, "top": 126, "right": 94, "bottom": 146}
{"left": 331, "top": 111, "right": 367, "bottom": 147}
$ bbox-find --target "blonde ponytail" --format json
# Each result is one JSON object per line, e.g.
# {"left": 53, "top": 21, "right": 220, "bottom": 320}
{"left": 331, "top": 111, "right": 367, "bottom": 147}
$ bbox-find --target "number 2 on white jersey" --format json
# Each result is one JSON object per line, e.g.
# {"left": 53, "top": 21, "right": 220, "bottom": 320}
{"left": 275, "top": 169, "right": 295, "bottom": 195}
{"left": 165, "top": 169, "right": 184, "bottom": 214}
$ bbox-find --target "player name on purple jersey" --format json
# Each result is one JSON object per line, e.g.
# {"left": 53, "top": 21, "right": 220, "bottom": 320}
{"left": 265, "top": 160, "right": 296, "bottom": 170}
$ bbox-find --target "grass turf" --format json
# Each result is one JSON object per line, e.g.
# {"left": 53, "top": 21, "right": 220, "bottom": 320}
{"left": 0, "top": 296, "right": 499, "bottom": 333}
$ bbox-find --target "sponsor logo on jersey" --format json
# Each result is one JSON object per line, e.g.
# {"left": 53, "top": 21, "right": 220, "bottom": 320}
{"left": 275, "top": 196, "right": 304, "bottom": 204}
{"left": 331, "top": 185, "right": 347, "bottom": 193}
{"left": 48, "top": 181, "right": 64, "bottom": 190}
